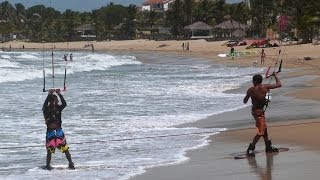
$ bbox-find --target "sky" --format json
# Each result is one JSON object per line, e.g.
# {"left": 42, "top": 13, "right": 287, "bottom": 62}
{"left": 0, "top": 0, "right": 241, "bottom": 12}
{"left": 0, "top": 0, "right": 144, "bottom": 12}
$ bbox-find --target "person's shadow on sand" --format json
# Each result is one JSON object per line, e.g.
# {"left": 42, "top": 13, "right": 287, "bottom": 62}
{"left": 247, "top": 154, "right": 275, "bottom": 180}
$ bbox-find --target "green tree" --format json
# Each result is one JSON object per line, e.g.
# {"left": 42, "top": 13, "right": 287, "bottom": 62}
{"left": 212, "top": 0, "right": 227, "bottom": 24}
{"left": 98, "top": 3, "right": 128, "bottom": 39}
{"left": 226, "top": 2, "right": 249, "bottom": 24}
{"left": 25, "top": 5, "right": 46, "bottom": 41}
{"left": 62, "top": 9, "right": 81, "bottom": 41}
{"left": 0, "top": 1, "right": 17, "bottom": 38}
{"left": 166, "top": 0, "right": 185, "bottom": 37}
{"left": 92, "top": 9, "right": 105, "bottom": 40}
{"left": 193, "top": 0, "right": 214, "bottom": 23}
{"left": 249, "top": 0, "right": 276, "bottom": 37}
{"left": 283, "top": 0, "right": 320, "bottom": 42}
{"left": 121, "top": 4, "right": 137, "bottom": 39}
{"left": 184, "top": 0, "right": 194, "bottom": 24}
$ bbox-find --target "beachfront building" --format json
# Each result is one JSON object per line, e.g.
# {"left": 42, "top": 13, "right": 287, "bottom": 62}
{"left": 0, "top": 32, "right": 18, "bottom": 42}
{"left": 74, "top": 24, "right": 96, "bottom": 39}
{"left": 142, "top": 0, "right": 174, "bottom": 12}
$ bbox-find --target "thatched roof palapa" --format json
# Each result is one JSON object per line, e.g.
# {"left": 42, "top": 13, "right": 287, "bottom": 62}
{"left": 232, "top": 29, "right": 246, "bottom": 37}
{"left": 214, "top": 20, "right": 249, "bottom": 30}
{"left": 75, "top": 24, "right": 94, "bottom": 31}
{"left": 184, "top": 21, "right": 213, "bottom": 30}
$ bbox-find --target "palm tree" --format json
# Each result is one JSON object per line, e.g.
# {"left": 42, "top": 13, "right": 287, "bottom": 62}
{"left": 166, "top": 0, "right": 185, "bottom": 37}
{"left": 283, "top": 0, "right": 320, "bottom": 42}
{"left": 184, "top": 0, "right": 194, "bottom": 24}
{"left": 249, "top": 0, "right": 276, "bottom": 37}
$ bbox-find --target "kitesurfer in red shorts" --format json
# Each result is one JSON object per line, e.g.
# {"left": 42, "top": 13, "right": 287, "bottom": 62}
{"left": 243, "top": 72, "right": 282, "bottom": 156}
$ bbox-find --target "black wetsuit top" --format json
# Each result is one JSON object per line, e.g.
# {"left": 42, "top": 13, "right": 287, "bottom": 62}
{"left": 42, "top": 94, "right": 67, "bottom": 130}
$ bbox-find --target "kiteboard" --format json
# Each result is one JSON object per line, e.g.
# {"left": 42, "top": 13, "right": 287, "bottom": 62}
{"left": 232, "top": 147, "right": 289, "bottom": 159}
{"left": 38, "top": 164, "right": 75, "bottom": 171}
{"left": 218, "top": 51, "right": 258, "bottom": 58}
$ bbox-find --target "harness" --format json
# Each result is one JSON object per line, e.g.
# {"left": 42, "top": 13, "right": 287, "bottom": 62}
{"left": 263, "top": 99, "right": 270, "bottom": 111}
{"left": 46, "top": 104, "right": 60, "bottom": 123}
{"left": 253, "top": 99, "right": 270, "bottom": 111}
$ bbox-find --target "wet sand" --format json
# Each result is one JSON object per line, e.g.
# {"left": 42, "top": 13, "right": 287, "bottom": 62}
{"left": 130, "top": 72, "right": 320, "bottom": 180}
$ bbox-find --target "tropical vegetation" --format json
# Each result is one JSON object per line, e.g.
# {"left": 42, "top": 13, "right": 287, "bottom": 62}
{"left": 0, "top": 0, "right": 319, "bottom": 43}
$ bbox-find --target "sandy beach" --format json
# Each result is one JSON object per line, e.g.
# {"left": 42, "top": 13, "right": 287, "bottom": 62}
{"left": 2, "top": 39, "right": 320, "bottom": 179}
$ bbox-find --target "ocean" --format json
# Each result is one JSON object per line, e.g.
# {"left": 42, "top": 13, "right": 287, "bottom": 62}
{"left": 0, "top": 50, "right": 263, "bottom": 179}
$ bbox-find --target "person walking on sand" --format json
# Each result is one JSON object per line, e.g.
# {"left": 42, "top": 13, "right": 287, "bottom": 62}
{"left": 42, "top": 89, "right": 75, "bottom": 170}
{"left": 91, "top": 44, "right": 94, "bottom": 53}
{"left": 243, "top": 72, "right": 282, "bottom": 156}
{"left": 260, "top": 49, "right": 266, "bottom": 65}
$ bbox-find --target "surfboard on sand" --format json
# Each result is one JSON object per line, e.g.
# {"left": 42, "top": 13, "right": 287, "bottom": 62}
{"left": 232, "top": 147, "right": 289, "bottom": 159}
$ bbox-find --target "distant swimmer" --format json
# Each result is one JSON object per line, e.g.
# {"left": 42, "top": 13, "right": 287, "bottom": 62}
{"left": 63, "top": 54, "right": 68, "bottom": 61}
{"left": 42, "top": 89, "right": 75, "bottom": 170}
{"left": 69, "top": 53, "right": 73, "bottom": 61}
{"left": 243, "top": 72, "right": 282, "bottom": 156}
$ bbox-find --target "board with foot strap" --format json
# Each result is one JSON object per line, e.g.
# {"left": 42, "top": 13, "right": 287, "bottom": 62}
{"left": 39, "top": 164, "right": 75, "bottom": 170}
{"left": 28, "top": 164, "right": 106, "bottom": 172}
{"left": 232, "top": 147, "right": 289, "bottom": 159}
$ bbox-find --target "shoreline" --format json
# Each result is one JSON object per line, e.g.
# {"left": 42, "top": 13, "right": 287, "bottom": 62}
{"left": 130, "top": 68, "right": 320, "bottom": 180}
{"left": 2, "top": 39, "right": 320, "bottom": 179}
{"left": 2, "top": 39, "right": 320, "bottom": 68}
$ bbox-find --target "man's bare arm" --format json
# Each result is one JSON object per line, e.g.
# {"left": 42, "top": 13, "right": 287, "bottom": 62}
{"left": 267, "top": 73, "right": 282, "bottom": 89}
{"left": 243, "top": 88, "right": 252, "bottom": 104}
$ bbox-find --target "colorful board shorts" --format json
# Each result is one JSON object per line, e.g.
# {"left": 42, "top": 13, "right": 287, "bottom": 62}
{"left": 46, "top": 128, "right": 69, "bottom": 153}
{"left": 251, "top": 109, "right": 267, "bottom": 135}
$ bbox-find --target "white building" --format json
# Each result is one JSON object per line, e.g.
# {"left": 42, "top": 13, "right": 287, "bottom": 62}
{"left": 142, "top": 0, "right": 175, "bottom": 11}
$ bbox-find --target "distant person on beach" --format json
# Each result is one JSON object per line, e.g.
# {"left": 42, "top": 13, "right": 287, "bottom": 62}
{"left": 42, "top": 89, "right": 75, "bottom": 170}
{"left": 260, "top": 49, "right": 266, "bottom": 65}
{"left": 186, "top": 42, "right": 189, "bottom": 51}
{"left": 243, "top": 72, "right": 282, "bottom": 156}
{"left": 182, "top": 42, "right": 185, "bottom": 51}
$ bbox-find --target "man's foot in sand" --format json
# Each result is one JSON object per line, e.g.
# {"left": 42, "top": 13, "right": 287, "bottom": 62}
{"left": 266, "top": 146, "right": 279, "bottom": 153}
{"left": 246, "top": 150, "right": 255, "bottom": 157}
{"left": 246, "top": 143, "right": 256, "bottom": 156}
{"left": 265, "top": 140, "right": 279, "bottom": 153}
